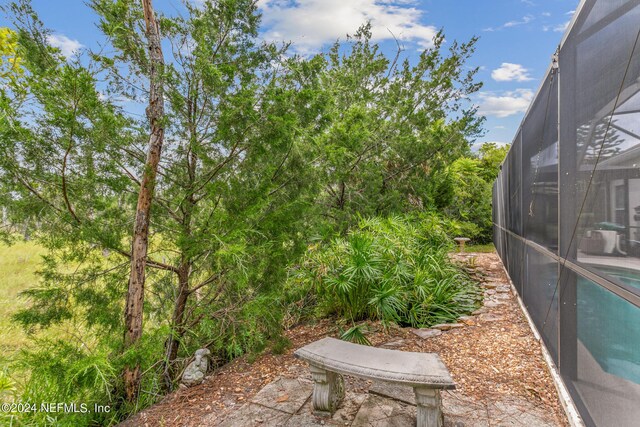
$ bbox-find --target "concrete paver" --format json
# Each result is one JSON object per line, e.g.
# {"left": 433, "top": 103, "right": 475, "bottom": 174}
{"left": 215, "top": 375, "right": 560, "bottom": 426}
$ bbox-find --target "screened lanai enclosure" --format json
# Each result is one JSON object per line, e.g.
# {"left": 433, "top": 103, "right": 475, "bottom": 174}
{"left": 492, "top": 0, "right": 640, "bottom": 426}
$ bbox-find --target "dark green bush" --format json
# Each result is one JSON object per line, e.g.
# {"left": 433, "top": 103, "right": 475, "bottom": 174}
{"left": 287, "top": 215, "right": 482, "bottom": 327}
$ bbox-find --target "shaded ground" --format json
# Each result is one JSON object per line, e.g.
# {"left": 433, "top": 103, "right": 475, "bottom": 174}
{"left": 120, "top": 252, "right": 569, "bottom": 426}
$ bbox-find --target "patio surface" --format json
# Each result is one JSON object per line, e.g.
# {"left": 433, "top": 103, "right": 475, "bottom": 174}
{"left": 212, "top": 373, "right": 560, "bottom": 426}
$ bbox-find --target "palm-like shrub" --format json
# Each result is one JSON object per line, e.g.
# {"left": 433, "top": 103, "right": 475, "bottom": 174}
{"left": 288, "top": 215, "right": 481, "bottom": 327}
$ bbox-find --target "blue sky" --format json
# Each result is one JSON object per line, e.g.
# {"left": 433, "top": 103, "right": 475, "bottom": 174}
{"left": 1, "top": 0, "right": 580, "bottom": 146}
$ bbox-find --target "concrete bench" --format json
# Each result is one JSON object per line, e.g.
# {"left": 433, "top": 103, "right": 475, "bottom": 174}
{"left": 294, "top": 337, "right": 455, "bottom": 427}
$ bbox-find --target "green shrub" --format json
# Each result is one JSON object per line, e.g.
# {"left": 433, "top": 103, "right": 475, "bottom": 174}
{"left": 4, "top": 329, "right": 169, "bottom": 427}
{"left": 287, "top": 215, "right": 482, "bottom": 327}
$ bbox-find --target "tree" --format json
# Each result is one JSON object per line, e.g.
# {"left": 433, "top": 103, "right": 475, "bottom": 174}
{"left": 429, "top": 143, "right": 509, "bottom": 242}
{"left": 2, "top": 0, "right": 319, "bottom": 400}
{"left": 122, "top": 0, "right": 166, "bottom": 402}
{"left": 478, "top": 142, "right": 509, "bottom": 182}
{"left": 0, "top": 27, "right": 23, "bottom": 84}
{"left": 305, "top": 26, "right": 483, "bottom": 226}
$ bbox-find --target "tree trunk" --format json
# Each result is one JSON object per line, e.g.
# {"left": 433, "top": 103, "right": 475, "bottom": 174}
{"left": 123, "top": 0, "right": 165, "bottom": 402}
{"left": 163, "top": 161, "right": 197, "bottom": 388}
{"left": 337, "top": 181, "right": 346, "bottom": 210}
{"left": 163, "top": 262, "right": 190, "bottom": 390}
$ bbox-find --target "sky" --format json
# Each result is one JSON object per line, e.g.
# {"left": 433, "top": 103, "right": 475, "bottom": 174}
{"left": 0, "top": 0, "right": 581, "bottom": 147}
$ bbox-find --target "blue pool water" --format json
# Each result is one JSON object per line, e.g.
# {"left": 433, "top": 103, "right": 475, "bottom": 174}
{"left": 577, "top": 270, "right": 640, "bottom": 384}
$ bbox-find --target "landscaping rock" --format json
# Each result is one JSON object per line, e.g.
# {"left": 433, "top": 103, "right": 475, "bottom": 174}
{"left": 182, "top": 348, "right": 210, "bottom": 387}
{"left": 411, "top": 328, "right": 442, "bottom": 339}
{"left": 479, "top": 313, "right": 504, "bottom": 322}
{"left": 431, "top": 323, "right": 464, "bottom": 331}
{"left": 484, "top": 300, "right": 505, "bottom": 308}
{"left": 381, "top": 339, "right": 406, "bottom": 348}
{"left": 458, "top": 315, "right": 476, "bottom": 325}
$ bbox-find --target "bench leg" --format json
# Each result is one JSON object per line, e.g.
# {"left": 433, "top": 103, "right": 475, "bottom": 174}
{"left": 309, "top": 364, "right": 344, "bottom": 417}
{"left": 414, "top": 387, "right": 443, "bottom": 427}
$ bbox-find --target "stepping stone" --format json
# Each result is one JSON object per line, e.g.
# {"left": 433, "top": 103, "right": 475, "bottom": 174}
{"left": 484, "top": 282, "right": 500, "bottom": 289}
{"left": 411, "top": 328, "right": 442, "bottom": 339}
{"left": 250, "top": 377, "right": 312, "bottom": 414}
{"left": 479, "top": 313, "right": 504, "bottom": 322}
{"left": 492, "top": 293, "right": 511, "bottom": 300}
{"left": 217, "top": 403, "right": 291, "bottom": 427}
{"left": 431, "top": 323, "right": 465, "bottom": 331}
{"left": 285, "top": 403, "right": 345, "bottom": 426}
{"left": 472, "top": 308, "right": 489, "bottom": 315}
{"left": 441, "top": 392, "right": 491, "bottom": 427}
{"left": 488, "top": 399, "right": 558, "bottom": 427}
{"left": 352, "top": 394, "right": 416, "bottom": 427}
{"left": 496, "top": 286, "right": 511, "bottom": 293}
{"left": 484, "top": 289, "right": 496, "bottom": 296}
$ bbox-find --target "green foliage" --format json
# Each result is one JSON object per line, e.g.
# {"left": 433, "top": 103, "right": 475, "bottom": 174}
{"left": 0, "top": 369, "right": 16, "bottom": 393}
{"left": 301, "top": 25, "right": 484, "bottom": 227}
{"left": 3, "top": 327, "right": 169, "bottom": 426}
{"left": 339, "top": 324, "right": 371, "bottom": 346}
{"left": 12, "top": 340, "right": 119, "bottom": 426}
{"left": 478, "top": 143, "right": 510, "bottom": 182}
{"left": 270, "top": 335, "right": 292, "bottom": 355}
{"left": 465, "top": 243, "right": 496, "bottom": 253}
{"left": 428, "top": 143, "right": 509, "bottom": 243}
{"left": 288, "top": 216, "right": 482, "bottom": 328}
{"left": 0, "top": 27, "right": 24, "bottom": 84}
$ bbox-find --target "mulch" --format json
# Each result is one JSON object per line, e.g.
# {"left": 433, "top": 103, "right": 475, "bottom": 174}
{"left": 120, "top": 252, "right": 569, "bottom": 427}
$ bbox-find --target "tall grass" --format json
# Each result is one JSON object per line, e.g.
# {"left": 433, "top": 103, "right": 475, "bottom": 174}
{"left": 0, "top": 241, "right": 46, "bottom": 362}
{"left": 287, "top": 215, "right": 482, "bottom": 328}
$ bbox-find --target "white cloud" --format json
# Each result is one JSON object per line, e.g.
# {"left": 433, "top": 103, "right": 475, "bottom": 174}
{"left": 491, "top": 63, "right": 533, "bottom": 82}
{"left": 47, "top": 34, "right": 83, "bottom": 57}
{"left": 257, "top": 0, "right": 438, "bottom": 54}
{"left": 477, "top": 89, "right": 534, "bottom": 118}
{"left": 504, "top": 15, "right": 534, "bottom": 28}
{"left": 541, "top": 12, "right": 551, "bottom": 17}
{"left": 483, "top": 14, "right": 534, "bottom": 32}
{"left": 554, "top": 21, "right": 570, "bottom": 32}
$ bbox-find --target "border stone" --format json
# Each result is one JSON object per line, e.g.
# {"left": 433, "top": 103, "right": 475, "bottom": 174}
{"left": 479, "top": 313, "right": 504, "bottom": 322}
{"left": 411, "top": 328, "right": 442, "bottom": 339}
{"left": 431, "top": 323, "right": 464, "bottom": 331}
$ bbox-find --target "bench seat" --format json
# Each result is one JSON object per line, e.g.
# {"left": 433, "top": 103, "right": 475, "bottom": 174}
{"left": 294, "top": 337, "right": 455, "bottom": 427}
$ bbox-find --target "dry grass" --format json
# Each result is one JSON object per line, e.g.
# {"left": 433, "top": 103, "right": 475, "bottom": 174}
{"left": 0, "top": 240, "right": 45, "bottom": 362}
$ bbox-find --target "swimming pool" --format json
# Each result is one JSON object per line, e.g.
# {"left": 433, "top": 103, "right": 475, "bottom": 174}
{"left": 577, "top": 273, "right": 640, "bottom": 384}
